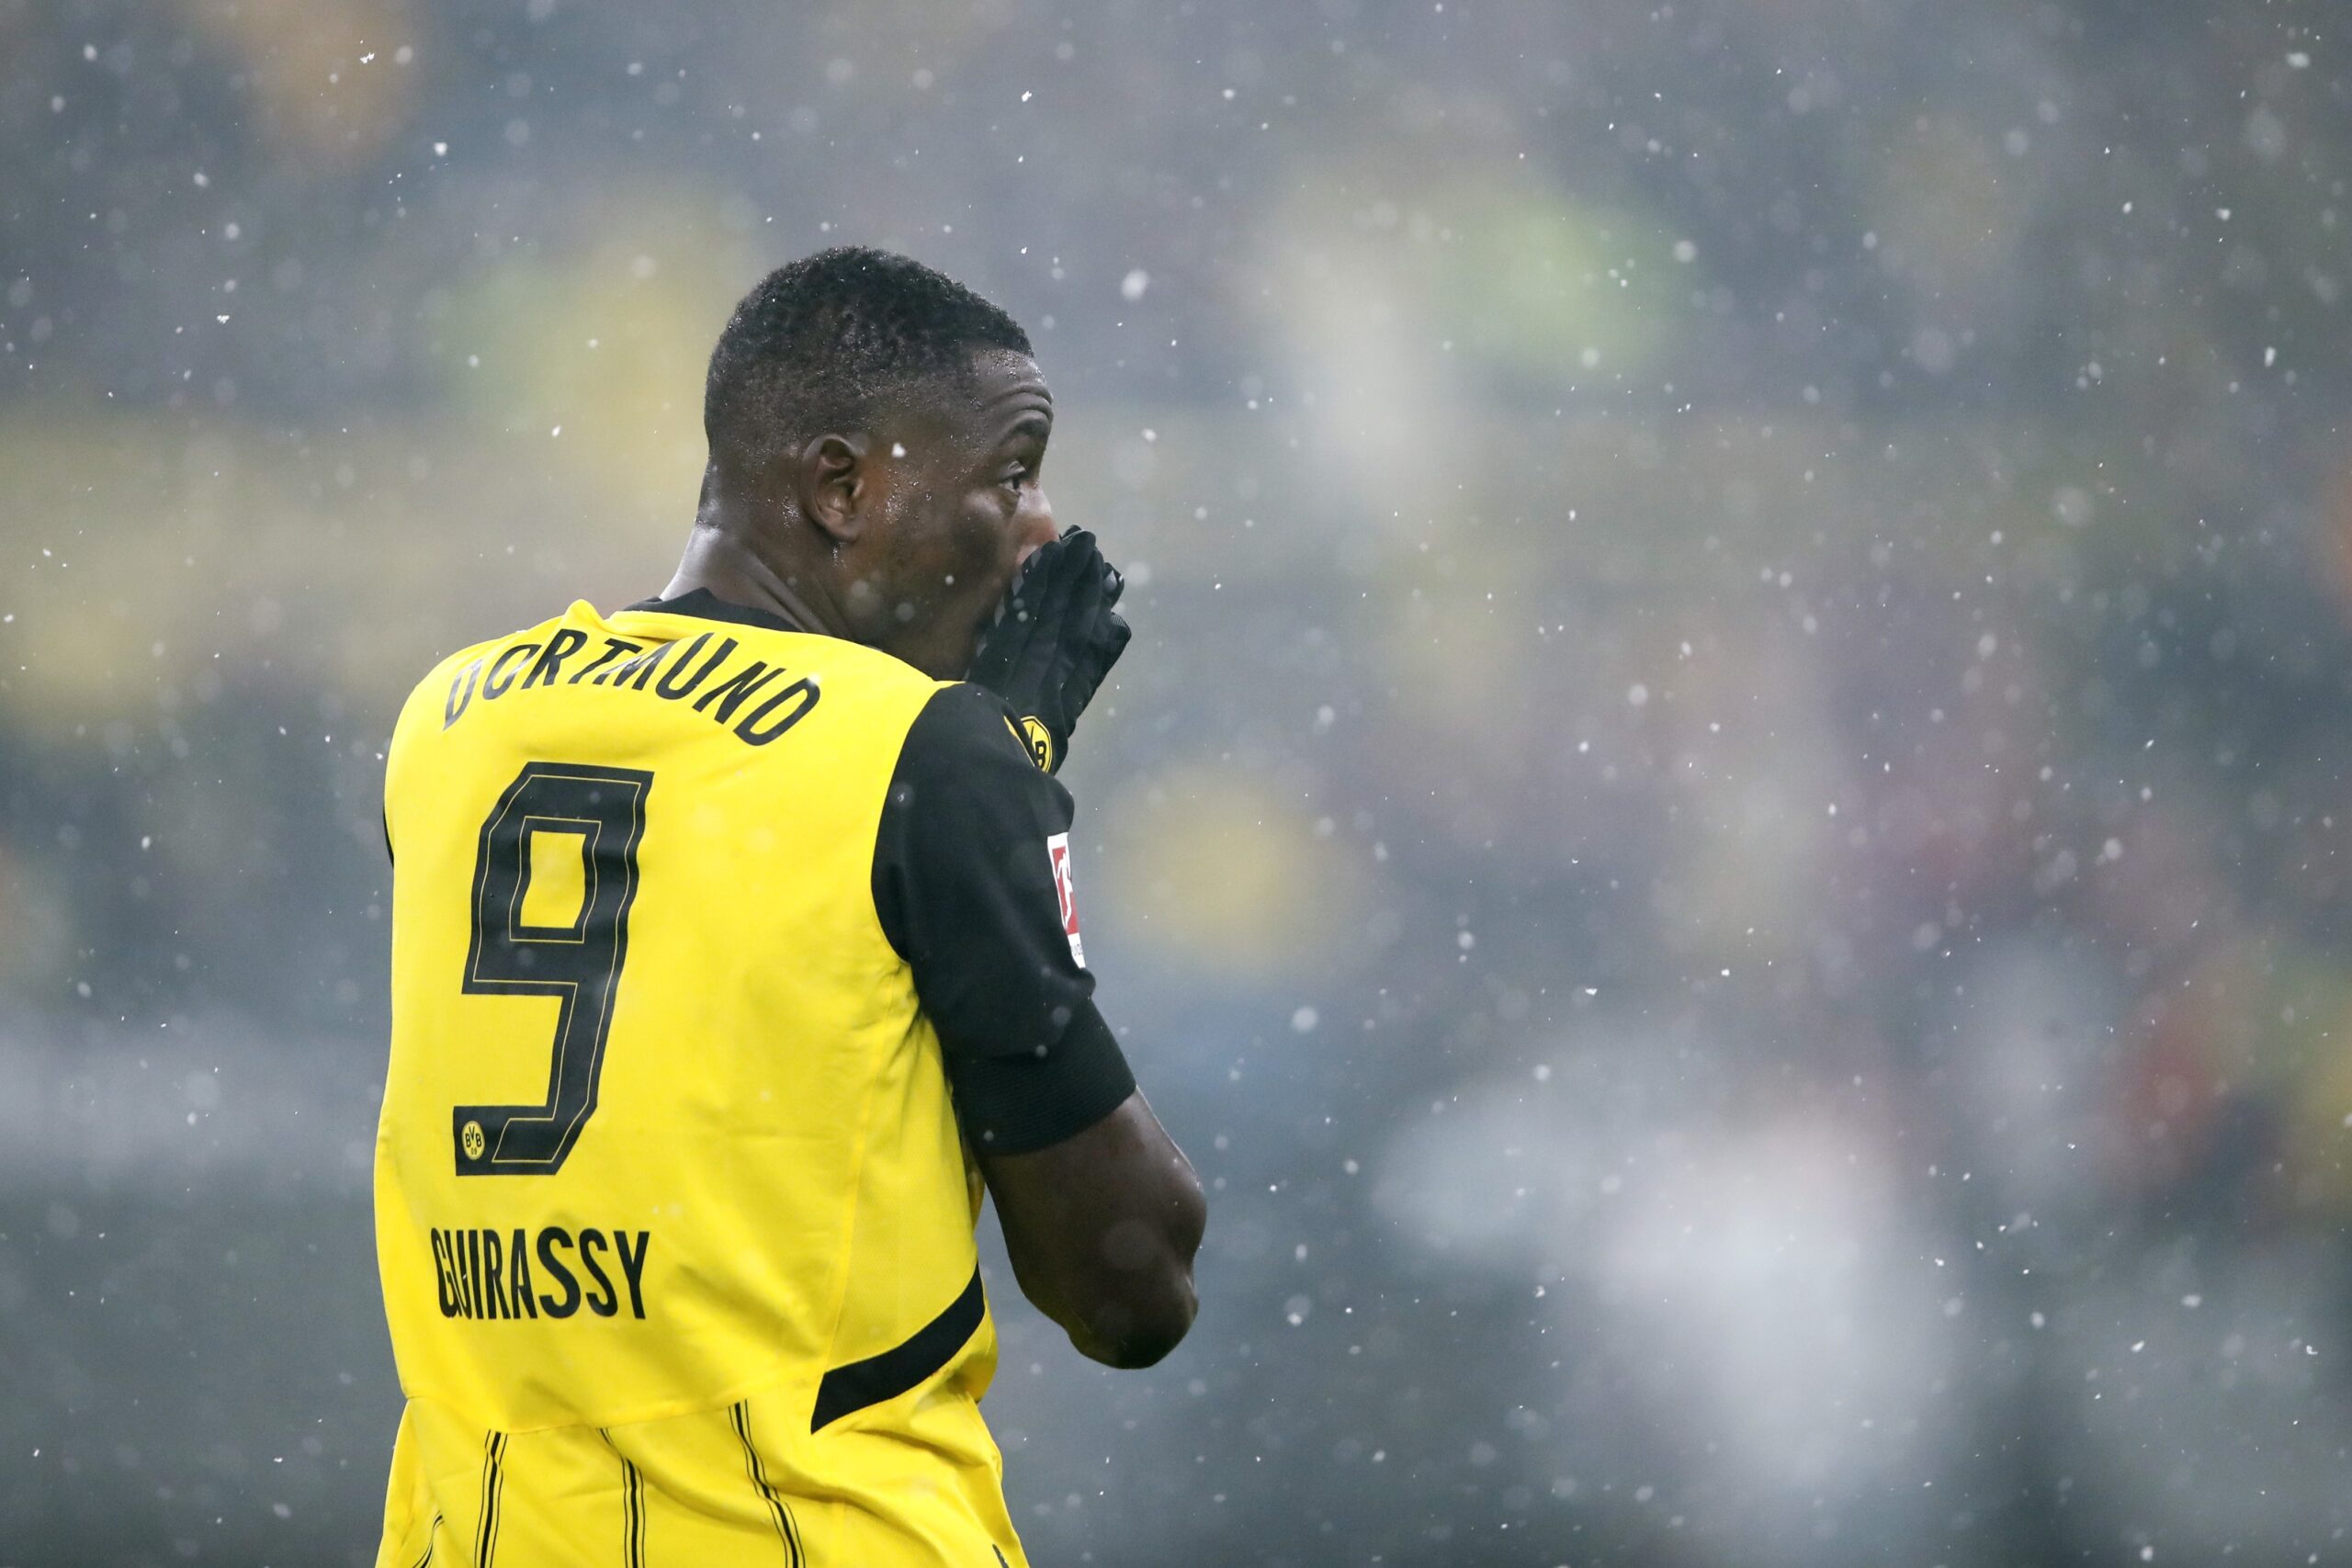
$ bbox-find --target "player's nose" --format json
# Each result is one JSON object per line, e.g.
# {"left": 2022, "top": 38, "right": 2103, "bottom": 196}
{"left": 1013, "top": 487, "right": 1058, "bottom": 567}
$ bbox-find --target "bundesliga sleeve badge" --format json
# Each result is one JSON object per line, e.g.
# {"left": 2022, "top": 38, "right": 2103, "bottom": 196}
{"left": 1046, "top": 831, "right": 1085, "bottom": 967}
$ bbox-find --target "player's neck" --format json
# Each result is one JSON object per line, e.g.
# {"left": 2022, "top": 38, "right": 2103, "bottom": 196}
{"left": 660, "top": 518, "right": 847, "bottom": 642}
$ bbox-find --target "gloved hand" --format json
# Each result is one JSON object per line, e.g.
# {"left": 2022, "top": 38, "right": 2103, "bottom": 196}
{"left": 966, "top": 527, "right": 1130, "bottom": 773}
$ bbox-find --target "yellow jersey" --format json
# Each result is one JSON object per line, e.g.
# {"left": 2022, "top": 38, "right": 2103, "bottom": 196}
{"left": 374, "top": 591, "right": 1134, "bottom": 1566}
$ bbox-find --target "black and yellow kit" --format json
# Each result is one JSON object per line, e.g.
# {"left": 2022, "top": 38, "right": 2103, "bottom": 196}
{"left": 374, "top": 591, "right": 1134, "bottom": 1566}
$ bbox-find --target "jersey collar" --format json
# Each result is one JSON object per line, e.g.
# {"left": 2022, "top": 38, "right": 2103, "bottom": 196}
{"left": 621, "top": 588, "right": 805, "bottom": 636}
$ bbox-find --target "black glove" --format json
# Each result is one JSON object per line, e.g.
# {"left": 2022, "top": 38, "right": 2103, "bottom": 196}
{"left": 966, "top": 527, "right": 1130, "bottom": 773}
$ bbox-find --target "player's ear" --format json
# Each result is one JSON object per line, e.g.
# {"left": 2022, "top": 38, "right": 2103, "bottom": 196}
{"left": 798, "top": 432, "right": 868, "bottom": 546}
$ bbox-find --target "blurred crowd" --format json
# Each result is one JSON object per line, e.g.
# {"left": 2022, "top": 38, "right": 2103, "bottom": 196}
{"left": 5, "top": 1, "right": 2352, "bottom": 1562}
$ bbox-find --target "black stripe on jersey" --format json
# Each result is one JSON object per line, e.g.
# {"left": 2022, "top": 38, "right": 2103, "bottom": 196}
{"left": 729, "top": 1400, "right": 803, "bottom": 1567}
{"left": 474, "top": 1432, "right": 507, "bottom": 1568}
{"left": 600, "top": 1429, "right": 647, "bottom": 1568}
{"left": 410, "top": 1510, "right": 443, "bottom": 1568}
{"left": 809, "top": 1266, "right": 986, "bottom": 1432}
{"left": 626, "top": 1456, "right": 647, "bottom": 1568}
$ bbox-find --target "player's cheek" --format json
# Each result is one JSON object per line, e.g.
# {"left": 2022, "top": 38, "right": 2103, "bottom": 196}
{"left": 951, "top": 495, "right": 1017, "bottom": 592}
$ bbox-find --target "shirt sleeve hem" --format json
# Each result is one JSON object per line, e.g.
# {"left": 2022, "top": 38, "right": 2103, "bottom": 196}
{"left": 944, "top": 1001, "right": 1136, "bottom": 1156}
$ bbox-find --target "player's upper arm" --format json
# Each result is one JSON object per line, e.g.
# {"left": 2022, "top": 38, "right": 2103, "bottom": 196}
{"left": 874, "top": 682, "right": 1204, "bottom": 1365}
{"left": 874, "top": 682, "right": 1135, "bottom": 1153}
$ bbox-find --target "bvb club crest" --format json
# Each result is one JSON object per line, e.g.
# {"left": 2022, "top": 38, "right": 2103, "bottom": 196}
{"left": 1019, "top": 716, "right": 1055, "bottom": 773}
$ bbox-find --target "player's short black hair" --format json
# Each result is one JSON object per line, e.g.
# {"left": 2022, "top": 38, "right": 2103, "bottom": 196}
{"left": 703, "top": 246, "right": 1033, "bottom": 471}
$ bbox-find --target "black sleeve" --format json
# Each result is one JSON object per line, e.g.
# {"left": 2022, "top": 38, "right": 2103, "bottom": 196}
{"left": 874, "top": 682, "right": 1136, "bottom": 1155}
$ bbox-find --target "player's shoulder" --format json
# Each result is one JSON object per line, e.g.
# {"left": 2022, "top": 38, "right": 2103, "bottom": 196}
{"left": 888, "top": 682, "right": 1070, "bottom": 831}
{"left": 388, "top": 604, "right": 582, "bottom": 741}
{"left": 900, "top": 681, "right": 1046, "bottom": 778}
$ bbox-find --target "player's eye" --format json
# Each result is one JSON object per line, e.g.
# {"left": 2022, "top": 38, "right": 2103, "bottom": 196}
{"left": 999, "top": 465, "right": 1032, "bottom": 493}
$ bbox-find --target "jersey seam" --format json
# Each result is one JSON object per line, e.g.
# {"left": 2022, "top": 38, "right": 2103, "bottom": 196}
{"left": 865, "top": 680, "right": 963, "bottom": 966}
{"left": 398, "top": 1368, "right": 825, "bottom": 1438}
{"left": 818, "top": 674, "right": 953, "bottom": 1412}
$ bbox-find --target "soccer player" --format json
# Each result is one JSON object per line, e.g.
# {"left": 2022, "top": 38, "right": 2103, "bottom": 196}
{"left": 372, "top": 248, "right": 1207, "bottom": 1566}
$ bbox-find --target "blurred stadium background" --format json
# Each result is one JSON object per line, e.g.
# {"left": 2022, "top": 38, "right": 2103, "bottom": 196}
{"left": 6, "top": 1, "right": 2352, "bottom": 1562}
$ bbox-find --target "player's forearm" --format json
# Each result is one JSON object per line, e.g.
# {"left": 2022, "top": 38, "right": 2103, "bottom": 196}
{"left": 983, "top": 1091, "right": 1207, "bottom": 1368}
{"left": 1074, "top": 1153, "right": 1206, "bottom": 1367}
{"left": 1007, "top": 1204, "right": 1200, "bottom": 1369}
